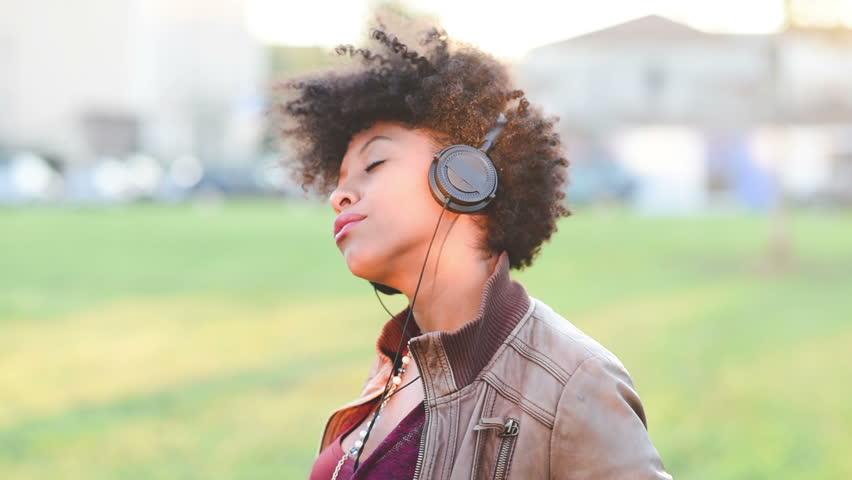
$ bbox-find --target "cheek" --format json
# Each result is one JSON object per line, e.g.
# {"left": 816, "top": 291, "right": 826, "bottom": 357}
{"left": 367, "top": 175, "right": 441, "bottom": 242}
{"left": 386, "top": 163, "right": 435, "bottom": 206}
{"left": 343, "top": 162, "right": 441, "bottom": 269}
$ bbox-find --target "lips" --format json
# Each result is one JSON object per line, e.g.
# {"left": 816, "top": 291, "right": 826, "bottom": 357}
{"left": 334, "top": 212, "right": 367, "bottom": 239}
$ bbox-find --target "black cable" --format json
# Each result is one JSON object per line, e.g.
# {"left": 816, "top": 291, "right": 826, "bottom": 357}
{"left": 373, "top": 284, "right": 396, "bottom": 318}
{"left": 353, "top": 196, "right": 450, "bottom": 470}
{"left": 384, "top": 374, "right": 421, "bottom": 401}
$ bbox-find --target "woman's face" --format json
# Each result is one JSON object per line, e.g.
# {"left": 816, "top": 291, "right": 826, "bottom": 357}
{"left": 329, "top": 121, "right": 454, "bottom": 284}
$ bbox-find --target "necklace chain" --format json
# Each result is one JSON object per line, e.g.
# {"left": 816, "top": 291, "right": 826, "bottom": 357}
{"left": 330, "top": 347, "right": 418, "bottom": 480}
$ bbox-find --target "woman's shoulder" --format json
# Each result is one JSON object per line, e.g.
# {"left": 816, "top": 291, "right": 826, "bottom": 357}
{"left": 523, "top": 296, "right": 671, "bottom": 477}
{"left": 521, "top": 295, "right": 631, "bottom": 381}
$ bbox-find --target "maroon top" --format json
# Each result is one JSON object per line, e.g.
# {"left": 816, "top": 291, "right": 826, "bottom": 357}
{"left": 310, "top": 400, "right": 425, "bottom": 480}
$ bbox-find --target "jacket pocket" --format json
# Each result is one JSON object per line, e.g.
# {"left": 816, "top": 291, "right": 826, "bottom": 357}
{"left": 473, "top": 416, "right": 520, "bottom": 480}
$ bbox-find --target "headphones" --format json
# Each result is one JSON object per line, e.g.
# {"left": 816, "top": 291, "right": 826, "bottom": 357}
{"left": 353, "top": 111, "right": 510, "bottom": 469}
{"left": 369, "top": 111, "right": 508, "bottom": 295}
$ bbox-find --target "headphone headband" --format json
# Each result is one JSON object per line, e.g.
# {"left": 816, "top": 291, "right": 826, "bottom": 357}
{"left": 479, "top": 112, "right": 508, "bottom": 153}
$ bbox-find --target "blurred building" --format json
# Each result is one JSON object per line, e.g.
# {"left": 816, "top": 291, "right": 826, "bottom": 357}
{"left": 0, "top": 0, "right": 266, "bottom": 166}
{"left": 519, "top": 15, "right": 777, "bottom": 129}
{"left": 519, "top": 14, "right": 852, "bottom": 128}
{"left": 516, "top": 15, "right": 852, "bottom": 213}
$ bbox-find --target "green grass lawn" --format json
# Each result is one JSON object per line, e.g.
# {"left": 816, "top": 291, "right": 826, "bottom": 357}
{"left": 1, "top": 201, "right": 850, "bottom": 479}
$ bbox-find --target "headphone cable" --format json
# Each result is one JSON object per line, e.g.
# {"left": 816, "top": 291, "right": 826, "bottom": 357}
{"left": 354, "top": 196, "right": 450, "bottom": 469}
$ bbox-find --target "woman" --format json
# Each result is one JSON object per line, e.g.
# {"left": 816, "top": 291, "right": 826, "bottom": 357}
{"left": 279, "top": 15, "right": 672, "bottom": 480}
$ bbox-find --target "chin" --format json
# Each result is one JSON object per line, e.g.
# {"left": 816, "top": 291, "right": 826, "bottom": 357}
{"left": 342, "top": 243, "right": 383, "bottom": 281}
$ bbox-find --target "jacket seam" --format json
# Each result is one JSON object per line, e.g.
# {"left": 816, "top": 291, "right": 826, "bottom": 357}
{"left": 483, "top": 371, "right": 555, "bottom": 428}
{"left": 532, "top": 313, "right": 616, "bottom": 366}
{"left": 469, "top": 385, "right": 492, "bottom": 479}
{"left": 508, "top": 338, "right": 571, "bottom": 385}
{"left": 442, "top": 395, "right": 459, "bottom": 480}
{"left": 433, "top": 381, "right": 479, "bottom": 406}
{"left": 435, "top": 336, "right": 457, "bottom": 395}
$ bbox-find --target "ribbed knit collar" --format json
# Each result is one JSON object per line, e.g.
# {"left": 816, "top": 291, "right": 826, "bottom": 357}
{"left": 373, "top": 250, "right": 532, "bottom": 392}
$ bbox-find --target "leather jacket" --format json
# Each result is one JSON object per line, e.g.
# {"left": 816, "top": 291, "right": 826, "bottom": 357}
{"left": 316, "top": 251, "right": 672, "bottom": 479}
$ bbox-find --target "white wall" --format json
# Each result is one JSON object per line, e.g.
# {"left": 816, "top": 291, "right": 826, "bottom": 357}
{"left": 0, "top": 0, "right": 135, "bottom": 158}
{"left": 611, "top": 126, "right": 708, "bottom": 215}
{"left": 0, "top": 0, "right": 265, "bottom": 164}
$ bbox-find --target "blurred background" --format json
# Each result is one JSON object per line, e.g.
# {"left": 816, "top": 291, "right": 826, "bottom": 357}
{"left": 1, "top": 0, "right": 850, "bottom": 478}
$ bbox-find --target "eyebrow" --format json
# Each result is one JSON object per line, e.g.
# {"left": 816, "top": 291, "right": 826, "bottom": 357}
{"left": 339, "top": 135, "right": 393, "bottom": 181}
{"left": 359, "top": 135, "right": 392, "bottom": 155}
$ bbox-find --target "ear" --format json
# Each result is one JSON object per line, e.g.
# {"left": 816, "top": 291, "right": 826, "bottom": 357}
{"left": 370, "top": 281, "right": 402, "bottom": 295}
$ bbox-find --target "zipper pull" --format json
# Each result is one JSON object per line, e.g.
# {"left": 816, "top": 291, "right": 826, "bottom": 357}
{"left": 473, "top": 417, "right": 519, "bottom": 437}
{"left": 500, "top": 418, "right": 519, "bottom": 437}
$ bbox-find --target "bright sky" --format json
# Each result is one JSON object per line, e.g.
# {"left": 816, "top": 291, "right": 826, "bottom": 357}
{"left": 245, "top": 0, "right": 790, "bottom": 61}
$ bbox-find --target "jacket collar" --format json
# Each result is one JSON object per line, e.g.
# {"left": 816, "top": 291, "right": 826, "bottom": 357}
{"left": 373, "top": 250, "right": 532, "bottom": 396}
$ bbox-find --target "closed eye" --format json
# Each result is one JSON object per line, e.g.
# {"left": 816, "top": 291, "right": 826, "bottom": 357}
{"left": 365, "top": 159, "right": 386, "bottom": 173}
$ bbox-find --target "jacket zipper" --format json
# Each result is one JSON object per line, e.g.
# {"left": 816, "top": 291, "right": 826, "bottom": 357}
{"left": 493, "top": 418, "right": 519, "bottom": 480}
{"left": 410, "top": 340, "right": 429, "bottom": 480}
{"left": 473, "top": 417, "right": 520, "bottom": 480}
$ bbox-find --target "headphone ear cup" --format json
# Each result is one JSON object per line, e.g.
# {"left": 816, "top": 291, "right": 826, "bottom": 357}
{"left": 428, "top": 145, "right": 498, "bottom": 214}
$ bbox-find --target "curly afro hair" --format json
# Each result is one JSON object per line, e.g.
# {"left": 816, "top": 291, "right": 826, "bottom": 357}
{"left": 275, "top": 15, "right": 571, "bottom": 270}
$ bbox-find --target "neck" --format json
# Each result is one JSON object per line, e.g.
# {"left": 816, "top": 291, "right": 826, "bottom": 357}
{"left": 389, "top": 235, "right": 498, "bottom": 334}
{"left": 373, "top": 248, "right": 532, "bottom": 393}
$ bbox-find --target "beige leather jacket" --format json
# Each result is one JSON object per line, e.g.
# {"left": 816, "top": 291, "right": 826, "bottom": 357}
{"left": 317, "top": 251, "right": 672, "bottom": 479}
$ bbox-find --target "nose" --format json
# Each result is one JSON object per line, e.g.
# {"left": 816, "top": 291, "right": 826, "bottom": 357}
{"left": 329, "top": 185, "right": 358, "bottom": 214}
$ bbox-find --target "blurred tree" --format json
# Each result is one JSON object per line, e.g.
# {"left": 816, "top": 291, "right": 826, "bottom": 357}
{"left": 764, "top": 0, "right": 795, "bottom": 273}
